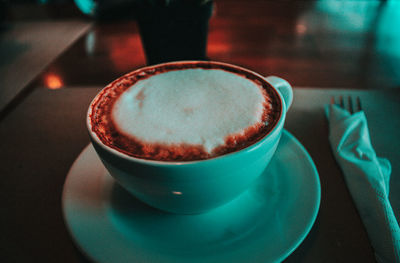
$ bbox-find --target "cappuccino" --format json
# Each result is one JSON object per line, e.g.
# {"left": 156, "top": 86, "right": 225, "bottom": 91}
{"left": 90, "top": 62, "right": 281, "bottom": 161}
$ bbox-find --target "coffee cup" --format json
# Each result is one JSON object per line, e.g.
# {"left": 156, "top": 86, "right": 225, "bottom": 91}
{"left": 87, "top": 61, "right": 293, "bottom": 214}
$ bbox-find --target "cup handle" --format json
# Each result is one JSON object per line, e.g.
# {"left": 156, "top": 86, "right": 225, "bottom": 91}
{"left": 265, "top": 76, "right": 293, "bottom": 112}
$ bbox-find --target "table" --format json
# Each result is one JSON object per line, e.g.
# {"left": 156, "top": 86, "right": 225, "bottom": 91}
{"left": 1, "top": 86, "right": 398, "bottom": 262}
{"left": 0, "top": 20, "right": 91, "bottom": 112}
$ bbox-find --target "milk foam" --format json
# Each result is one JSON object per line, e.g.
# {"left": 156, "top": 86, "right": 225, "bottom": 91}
{"left": 112, "top": 68, "right": 267, "bottom": 153}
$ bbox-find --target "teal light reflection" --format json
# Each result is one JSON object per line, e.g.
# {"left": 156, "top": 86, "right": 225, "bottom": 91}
{"left": 74, "top": 0, "right": 97, "bottom": 16}
{"left": 376, "top": 1, "right": 400, "bottom": 59}
{"left": 315, "top": 0, "right": 381, "bottom": 33}
{"left": 314, "top": 0, "right": 400, "bottom": 59}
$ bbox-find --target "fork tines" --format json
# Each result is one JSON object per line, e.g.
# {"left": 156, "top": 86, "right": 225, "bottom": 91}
{"left": 356, "top": 97, "right": 362, "bottom": 112}
{"left": 331, "top": 96, "right": 362, "bottom": 113}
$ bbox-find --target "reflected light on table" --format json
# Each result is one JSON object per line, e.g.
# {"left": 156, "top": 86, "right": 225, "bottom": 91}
{"left": 208, "top": 42, "right": 232, "bottom": 54}
{"left": 296, "top": 24, "right": 307, "bottom": 35}
{"left": 109, "top": 34, "right": 146, "bottom": 72}
{"left": 85, "top": 30, "right": 96, "bottom": 56}
{"left": 207, "top": 30, "right": 233, "bottom": 56}
{"left": 44, "top": 73, "right": 64, "bottom": 90}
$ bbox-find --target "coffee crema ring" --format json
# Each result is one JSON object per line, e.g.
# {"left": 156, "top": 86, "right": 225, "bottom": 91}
{"left": 90, "top": 61, "right": 282, "bottom": 162}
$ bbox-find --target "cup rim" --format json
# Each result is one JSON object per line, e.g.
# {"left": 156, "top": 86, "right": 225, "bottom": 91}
{"left": 87, "top": 60, "right": 286, "bottom": 166}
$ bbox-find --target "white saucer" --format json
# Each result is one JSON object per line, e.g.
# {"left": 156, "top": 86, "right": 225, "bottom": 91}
{"left": 62, "top": 130, "right": 320, "bottom": 263}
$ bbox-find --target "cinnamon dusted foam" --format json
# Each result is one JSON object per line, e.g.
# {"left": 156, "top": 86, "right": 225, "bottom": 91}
{"left": 89, "top": 62, "right": 281, "bottom": 161}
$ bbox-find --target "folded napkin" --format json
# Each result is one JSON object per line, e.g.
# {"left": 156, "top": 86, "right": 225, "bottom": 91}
{"left": 325, "top": 104, "right": 400, "bottom": 263}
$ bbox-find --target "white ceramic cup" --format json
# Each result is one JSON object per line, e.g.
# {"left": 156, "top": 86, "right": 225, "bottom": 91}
{"left": 87, "top": 61, "right": 293, "bottom": 214}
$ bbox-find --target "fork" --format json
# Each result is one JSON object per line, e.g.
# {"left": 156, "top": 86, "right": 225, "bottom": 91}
{"left": 331, "top": 95, "right": 362, "bottom": 114}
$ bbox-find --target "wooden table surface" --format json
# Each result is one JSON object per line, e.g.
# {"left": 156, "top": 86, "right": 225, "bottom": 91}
{"left": 0, "top": 20, "right": 91, "bottom": 112}
{"left": 1, "top": 86, "right": 399, "bottom": 262}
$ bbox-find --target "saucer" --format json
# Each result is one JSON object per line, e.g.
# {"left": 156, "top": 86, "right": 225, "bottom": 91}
{"left": 62, "top": 130, "right": 321, "bottom": 263}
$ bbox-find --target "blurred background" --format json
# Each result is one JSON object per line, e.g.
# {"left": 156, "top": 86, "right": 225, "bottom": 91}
{"left": 1, "top": 0, "right": 400, "bottom": 116}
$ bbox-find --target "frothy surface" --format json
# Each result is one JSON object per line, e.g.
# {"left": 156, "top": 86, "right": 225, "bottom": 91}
{"left": 90, "top": 62, "right": 282, "bottom": 161}
{"left": 112, "top": 69, "right": 267, "bottom": 153}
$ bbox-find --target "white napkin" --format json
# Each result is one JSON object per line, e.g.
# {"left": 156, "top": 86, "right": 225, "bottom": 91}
{"left": 325, "top": 104, "right": 400, "bottom": 263}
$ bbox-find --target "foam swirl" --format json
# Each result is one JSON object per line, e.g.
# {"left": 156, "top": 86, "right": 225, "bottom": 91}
{"left": 112, "top": 69, "right": 267, "bottom": 154}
